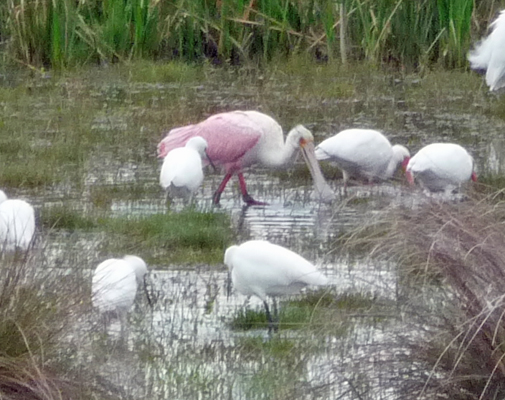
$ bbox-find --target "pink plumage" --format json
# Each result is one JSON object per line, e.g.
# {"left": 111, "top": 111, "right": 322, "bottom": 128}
{"left": 157, "top": 110, "right": 334, "bottom": 205}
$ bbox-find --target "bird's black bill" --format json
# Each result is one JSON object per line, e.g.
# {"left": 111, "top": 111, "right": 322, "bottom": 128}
{"left": 205, "top": 151, "right": 217, "bottom": 172}
{"left": 143, "top": 275, "right": 153, "bottom": 308}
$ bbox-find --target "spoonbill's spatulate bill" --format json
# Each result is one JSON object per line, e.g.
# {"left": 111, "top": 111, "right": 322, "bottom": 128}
{"left": 224, "top": 240, "right": 328, "bottom": 332}
{"left": 160, "top": 136, "right": 211, "bottom": 203}
{"left": 315, "top": 129, "right": 410, "bottom": 189}
{"left": 91, "top": 255, "right": 149, "bottom": 336}
{"left": 158, "top": 110, "right": 334, "bottom": 205}
{"left": 468, "top": 10, "right": 505, "bottom": 91}
{"left": 0, "top": 190, "right": 36, "bottom": 252}
{"left": 406, "top": 143, "right": 477, "bottom": 193}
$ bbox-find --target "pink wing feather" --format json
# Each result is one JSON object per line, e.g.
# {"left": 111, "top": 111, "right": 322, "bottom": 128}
{"left": 157, "top": 112, "right": 262, "bottom": 171}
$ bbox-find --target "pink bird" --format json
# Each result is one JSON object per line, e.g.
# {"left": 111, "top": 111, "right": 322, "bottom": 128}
{"left": 157, "top": 110, "right": 334, "bottom": 205}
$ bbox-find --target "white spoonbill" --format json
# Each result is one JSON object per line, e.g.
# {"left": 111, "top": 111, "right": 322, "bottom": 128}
{"left": 315, "top": 129, "right": 410, "bottom": 189}
{"left": 160, "top": 136, "right": 212, "bottom": 203}
{"left": 91, "top": 255, "right": 149, "bottom": 337}
{"left": 0, "top": 190, "right": 36, "bottom": 252}
{"left": 157, "top": 110, "right": 334, "bottom": 205}
{"left": 468, "top": 10, "right": 505, "bottom": 91}
{"left": 224, "top": 240, "right": 328, "bottom": 332}
{"left": 406, "top": 143, "right": 477, "bottom": 193}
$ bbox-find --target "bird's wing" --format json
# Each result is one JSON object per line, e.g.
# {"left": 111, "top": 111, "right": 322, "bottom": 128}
{"left": 158, "top": 113, "right": 262, "bottom": 166}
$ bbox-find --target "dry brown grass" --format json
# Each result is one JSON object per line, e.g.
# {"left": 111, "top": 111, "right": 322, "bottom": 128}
{"left": 343, "top": 191, "right": 505, "bottom": 399}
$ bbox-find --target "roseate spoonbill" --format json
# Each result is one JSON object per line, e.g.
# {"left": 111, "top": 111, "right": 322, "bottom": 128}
{"left": 406, "top": 143, "right": 477, "bottom": 193}
{"left": 91, "top": 255, "right": 149, "bottom": 337}
{"left": 468, "top": 10, "right": 505, "bottom": 91}
{"left": 315, "top": 129, "right": 410, "bottom": 190}
{"left": 157, "top": 110, "right": 334, "bottom": 205}
{"left": 159, "top": 136, "right": 213, "bottom": 204}
{"left": 224, "top": 240, "right": 329, "bottom": 332}
{"left": 0, "top": 190, "right": 36, "bottom": 252}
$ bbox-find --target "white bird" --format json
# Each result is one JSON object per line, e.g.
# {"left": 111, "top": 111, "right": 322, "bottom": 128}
{"left": 224, "top": 240, "right": 328, "bottom": 332}
{"left": 406, "top": 143, "right": 477, "bottom": 193}
{"left": 91, "top": 255, "right": 149, "bottom": 337}
{"left": 0, "top": 190, "right": 36, "bottom": 252}
{"left": 468, "top": 10, "right": 505, "bottom": 91}
{"left": 315, "top": 129, "right": 410, "bottom": 190}
{"left": 157, "top": 110, "right": 334, "bottom": 205}
{"left": 160, "top": 136, "right": 212, "bottom": 204}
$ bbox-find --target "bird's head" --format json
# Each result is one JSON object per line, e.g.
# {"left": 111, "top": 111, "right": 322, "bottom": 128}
{"left": 123, "top": 255, "right": 148, "bottom": 282}
{"left": 392, "top": 145, "right": 410, "bottom": 172}
{"left": 289, "top": 125, "right": 315, "bottom": 148}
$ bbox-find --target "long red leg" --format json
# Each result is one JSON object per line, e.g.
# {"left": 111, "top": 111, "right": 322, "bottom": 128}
{"left": 238, "top": 173, "right": 268, "bottom": 206}
{"left": 213, "top": 173, "right": 233, "bottom": 204}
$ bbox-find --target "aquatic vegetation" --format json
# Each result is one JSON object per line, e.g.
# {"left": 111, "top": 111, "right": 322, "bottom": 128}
{"left": 0, "top": 0, "right": 498, "bottom": 69}
{"left": 348, "top": 194, "right": 505, "bottom": 399}
{"left": 0, "top": 256, "right": 99, "bottom": 399}
{"left": 102, "top": 210, "right": 232, "bottom": 265}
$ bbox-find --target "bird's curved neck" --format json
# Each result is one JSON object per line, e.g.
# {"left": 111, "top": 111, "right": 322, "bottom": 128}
{"left": 264, "top": 134, "right": 299, "bottom": 168}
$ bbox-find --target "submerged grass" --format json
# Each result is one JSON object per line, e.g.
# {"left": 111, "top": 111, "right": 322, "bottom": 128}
{"left": 230, "top": 290, "right": 380, "bottom": 334}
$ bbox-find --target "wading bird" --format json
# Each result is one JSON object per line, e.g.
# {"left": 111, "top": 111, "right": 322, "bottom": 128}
{"left": 157, "top": 110, "right": 334, "bottom": 205}
{"left": 160, "top": 136, "right": 213, "bottom": 204}
{"left": 406, "top": 143, "right": 477, "bottom": 193}
{"left": 468, "top": 10, "right": 505, "bottom": 91}
{"left": 224, "top": 240, "right": 329, "bottom": 332}
{"left": 0, "top": 190, "right": 36, "bottom": 252}
{"left": 315, "top": 129, "right": 410, "bottom": 191}
{"left": 91, "top": 255, "right": 149, "bottom": 337}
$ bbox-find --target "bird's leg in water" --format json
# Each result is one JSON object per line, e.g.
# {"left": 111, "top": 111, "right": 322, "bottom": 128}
{"left": 238, "top": 173, "right": 268, "bottom": 206}
{"left": 264, "top": 300, "right": 279, "bottom": 333}
{"left": 213, "top": 173, "right": 233, "bottom": 204}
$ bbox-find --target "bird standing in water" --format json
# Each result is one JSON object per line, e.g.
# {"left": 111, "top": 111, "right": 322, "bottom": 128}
{"left": 315, "top": 129, "right": 410, "bottom": 191}
{"left": 406, "top": 143, "right": 477, "bottom": 193}
{"left": 160, "top": 136, "right": 212, "bottom": 205}
{"left": 224, "top": 240, "right": 328, "bottom": 332}
{"left": 158, "top": 110, "right": 334, "bottom": 205}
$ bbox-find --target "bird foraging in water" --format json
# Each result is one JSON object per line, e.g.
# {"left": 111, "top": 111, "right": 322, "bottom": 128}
{"left": 315, "top": 129, "right": 410, "bottom": 191}
{"left": 157, "top": 110, "right": 334, "bottom": 205}
{"left": 468, "top": 10, "right": 505, "bottom": 91}
{"left": 406, "top": 143, "right": 477, "bottom": 193}
{"left": 160, "top": 136, "right": 213, "bottom": 204}
{"left": 91, "top": 255, "right": 149, "bottom": 337}
{"left": 224, "top": 240, "right": 329, "bottom": 332}
{"left": 0, "top": 190, "right": 36, "bottom": 253}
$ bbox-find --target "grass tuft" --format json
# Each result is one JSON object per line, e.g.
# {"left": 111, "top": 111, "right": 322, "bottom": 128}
{"left": 344, "top": 193, "right": 505, "bottom": 399}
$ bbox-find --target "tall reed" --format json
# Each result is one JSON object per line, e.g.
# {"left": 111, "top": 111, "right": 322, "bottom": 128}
{"left": 0, "top": 0, "right": 500, "bottom": 69}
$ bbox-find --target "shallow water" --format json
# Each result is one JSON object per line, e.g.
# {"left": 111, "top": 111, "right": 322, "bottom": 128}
{"left": 2, "top": 64, "right": 505, "bottom": 399}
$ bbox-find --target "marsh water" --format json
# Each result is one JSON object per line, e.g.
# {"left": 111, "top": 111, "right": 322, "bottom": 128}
{"left": 2, "top": 61, "right": 505, "bottom": 399}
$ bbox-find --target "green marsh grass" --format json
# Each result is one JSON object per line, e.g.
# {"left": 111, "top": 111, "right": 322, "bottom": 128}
{"left": 101, "top": 210, "right": 232, "bottom": 265}
{"left": 230, "top": 290, "right": 379, "bottom": 333}
{"left": 0, "top": 0, "right": 500, "bottom": 69}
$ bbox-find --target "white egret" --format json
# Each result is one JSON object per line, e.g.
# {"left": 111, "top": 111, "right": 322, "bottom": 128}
{"left": 91, "top": 255, "right": 149, "bottom": 337}
{"left": 468, "top": 10, "right": 505, "bottom": 91}
{"left": 406, "top": 143, "right": 477, "bottom": 193}
{"left": 160, "top": 136, "right": 211, "bottom": 204}
{"left": 224, "top": 240, "right": 328, "bottom": 332}
{"left": 0, "top": 190, "right": 36, "bottom": 252}
{"left": 315, "top": 129, "right": 410, "bottom": 191}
